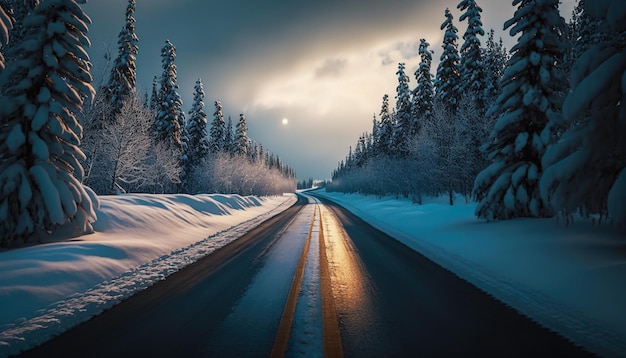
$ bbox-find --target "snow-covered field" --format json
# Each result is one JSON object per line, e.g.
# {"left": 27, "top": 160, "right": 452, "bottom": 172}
{"left": 0, "top": 193, "right": 296, "bottom": 357}
{"left": 315, "top": 189, "right": 626, "bottom": 357}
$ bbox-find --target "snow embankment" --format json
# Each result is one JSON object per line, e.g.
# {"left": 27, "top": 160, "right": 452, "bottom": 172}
{"left": 0, "top": 193, "right": 296, "bottom": 357}
{"left": 316, "top": 190, "right": 626, "bottom": 357}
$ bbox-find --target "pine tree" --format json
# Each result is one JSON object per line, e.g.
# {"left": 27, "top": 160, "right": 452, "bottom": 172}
{"left": 154, "top": 40, "right": 184, "bottom": 147}
{"left": 541, "top": 0, "right": 626, "bottom": 223}
{"left": 571, "top": 0, "right": 608, "bottom": 61}
{"left": 104, "top": 0, "right": 138, "bottom": 116}
{"left": 235, "top": 113, "right": 249, "bottom": 156}
{"left": 413, "top": 38, "right": 435, "bottom": 122}
{"left": 435, "top": 8, "right": 461, "bottom": 112}
{"left": 209, "top": 100, "right": 226, "bottom": 153}
{"left": 457, "top": 0, "right": 485, "bottom": 109}
{"left": 377, "top": 94, "right": 393, "bottom": 156}
{"left": 224, "top": 115, "right": 234, "bottom": 154}
{"left": 392, "top": 63, "right": 412, "bottom": 157}
{"left": 0, "top": 3, "right": 12, "bottom": 71}
{"left": 149, "top": 75, "right": 158, "bottom": 111}
{"left": 370, "top": 113, "right": 380, "bottom": 154}
{"left": 1, "top": 0, "right": 37, "bottom": 66}
{"left": 473, "top": 0, "right": 568, "bottom": 221}
{"left": 0, "top": 0, "right": 97, "bottom": 245}
{"left": 186, "top": 78, "right": 209, "bottom": 164}
{"left": 179, "top": 120, "right": 190, "bottom": 193}
{"left": 482, "top": 29, "right": 508, "bottom": 109}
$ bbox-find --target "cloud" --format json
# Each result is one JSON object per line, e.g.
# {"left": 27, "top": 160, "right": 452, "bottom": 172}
{"left": 315, "top": 58, "right": 348, "bottom": 78}
{"left": 83, "top": 0, "right": 577, "bottom": 179}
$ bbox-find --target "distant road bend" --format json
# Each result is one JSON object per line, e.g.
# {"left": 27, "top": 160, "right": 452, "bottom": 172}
{"left": 21, "top": 192, "right": 588, "bottom": 357}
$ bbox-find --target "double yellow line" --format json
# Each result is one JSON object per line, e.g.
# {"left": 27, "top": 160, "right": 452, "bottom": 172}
{"left": 270, "top": 204, "right": 343, "bottom": 358}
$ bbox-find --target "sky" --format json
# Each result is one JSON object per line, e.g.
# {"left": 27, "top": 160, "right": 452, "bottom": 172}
{"left": 82, "top": 0, "right": 575, "bottom": 180}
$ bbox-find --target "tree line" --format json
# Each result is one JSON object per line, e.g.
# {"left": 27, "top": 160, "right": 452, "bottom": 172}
{"left": 328, "top": 0, "right": 626, "bottom": 224}
{"left": 0, "top": 0, "right": 295, "bottom": 245}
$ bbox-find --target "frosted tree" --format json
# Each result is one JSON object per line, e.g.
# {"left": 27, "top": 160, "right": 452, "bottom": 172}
{"left": 235, "top": 113, "right": 249, "bottom": 157}
{"left": 102, "top": 93, "right": 153, "bottom": 194}
{"left": 431, "top": 103, "right": 472, "bottom": 204}
{"left": 392, "top": 63, "right": 412, "bottom": 157}
{"left": 377, "top": 94, "right": 393, "bottom": 156}
{"left": 146, "top": 141, "right": 181, "bottom": 194}
{"left": 209, "top": 100, "right": 226, "bottom": 153}
{"left": 473, "top": 0, "right": 568, "bottom": 220}
{"left": 541, "top": 0, "right": 626, "bottom": 223}
{"left": 104, "top": 0, "right": 138, "bottom": 116}
{"left": 186, "top": 78, "right": 209, "bottom": 165}
{"left": 0, "top": 0, "right": 98, "bottom": 244}
{"left": 435, "top": 8, "right": 461, "bottom": 112}
{"left": 457, "top": 0, "right": 485, "bottom": 109}
{"left": 153, "top": 40, "right": 184, "bottom": 148}
{"left": 413, "top": 39, "right": 434, "bottom": 122}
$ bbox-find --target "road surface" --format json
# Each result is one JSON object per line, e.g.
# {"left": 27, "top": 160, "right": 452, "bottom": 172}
{"left": 20, "top": 193, "right": 588, "bottom": 357}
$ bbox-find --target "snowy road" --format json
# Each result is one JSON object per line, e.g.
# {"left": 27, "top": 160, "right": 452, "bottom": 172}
{"left": 20, "top": 193, "right": 588, "bottom": 357}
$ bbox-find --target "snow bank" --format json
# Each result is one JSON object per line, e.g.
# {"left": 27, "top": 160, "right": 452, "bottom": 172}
{"left": 0, "top": 193, "right": 296, "bottom": 357}
{"left": 316, "top": 190, "right": 626, "bottom": 357}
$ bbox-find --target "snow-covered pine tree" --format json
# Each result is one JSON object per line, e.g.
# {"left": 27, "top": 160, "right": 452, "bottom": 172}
{"left": 235, "top": 113, "right": 249, "bottom": 157}
{"left": 224, "top": 115, "right": 234, "bottom": 154}
{"left": 0, "top": 0, "right": 98, "bottom": 245}
{"left": 247, "top": 141, "right": 258, "bottom": 163}
{"left": 473, "top": 0, "right": 568, "bottom": 221}
{"left": 571, "top": 1, "right": 608, "bottom": 62}
{"left": 149, "top": 75, "right": 158, "bottom": 111}
{"left": 153, "top": 40, "right": 184, "bottom": 148}
{"left": 258, "top": 143, "right": 265, "bottom": 165}
{"left": 179, "top": 118, "right": 190, "bottom": 193}
{"left": 186, "top": 78, "right": 209, "bottom": 165}
{"left": 0, "top": 3, "right": 12, "bottom": 71}
{"left": 370, "top": 113, "right": 380, "bottom": 154}
{"left": 435, "top": 8, "right": 461, "bottom": 112}
{"left": 392, "top": 63, "right": 412, "bottom": 157}
{"left": 541, "top": 0, "right": 626, "bottom": 223}
{"left": 377, "top": 94, "right": 393, "bottom": 156}
{"left": 0, "top": 0, "right": 37, "bottom": 66}
{"left": 209, "top": 100, "right": 226, "bottom": 153}
{"left": 104, "top": 0, "right": 138, "bottom": 117}
{"left": 482, "top": 29, "right": 508, "bottom": 109}
{"left": 413, "top": 38, "right": 435, "bottom": 122}
{"left": 457, "top": 0, "right": 485, "bottom": 109}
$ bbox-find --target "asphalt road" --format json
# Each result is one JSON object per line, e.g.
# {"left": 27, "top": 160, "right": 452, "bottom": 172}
{"left": 313, "top": 194, "right": 589, "bottom": 357}
{"left": 18, "top": 193, "right": 589, "bottom": 357}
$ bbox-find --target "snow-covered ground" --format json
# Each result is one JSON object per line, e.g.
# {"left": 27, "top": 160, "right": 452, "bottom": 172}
{"left": 315, "top": 189, "right": 626, "bottom": 357}
{"left": 0, "top": 193, "right": 296, "bottom": 357}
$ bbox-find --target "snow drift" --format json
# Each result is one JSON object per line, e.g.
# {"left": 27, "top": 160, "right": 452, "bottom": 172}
{"left": 0, "top": 193, "right": 296, "bottom": 357}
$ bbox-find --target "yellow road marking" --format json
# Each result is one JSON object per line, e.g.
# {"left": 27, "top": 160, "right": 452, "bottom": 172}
{"left": 271, "top": 203, "right": 343, "bottom": 357}
{"left": 270, "top": 206, "right": 315, "bottom": 358}
{"left": 319, "top": 205, "right": 344, "bottom": 357}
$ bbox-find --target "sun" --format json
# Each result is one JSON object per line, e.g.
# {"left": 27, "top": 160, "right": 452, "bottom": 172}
{"left": 282, "top": 118, "right": 289, "bottom": 125}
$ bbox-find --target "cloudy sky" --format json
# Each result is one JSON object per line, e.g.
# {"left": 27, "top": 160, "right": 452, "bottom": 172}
{"left": 82, "top": 0, "right": 575, "bottom": 180}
